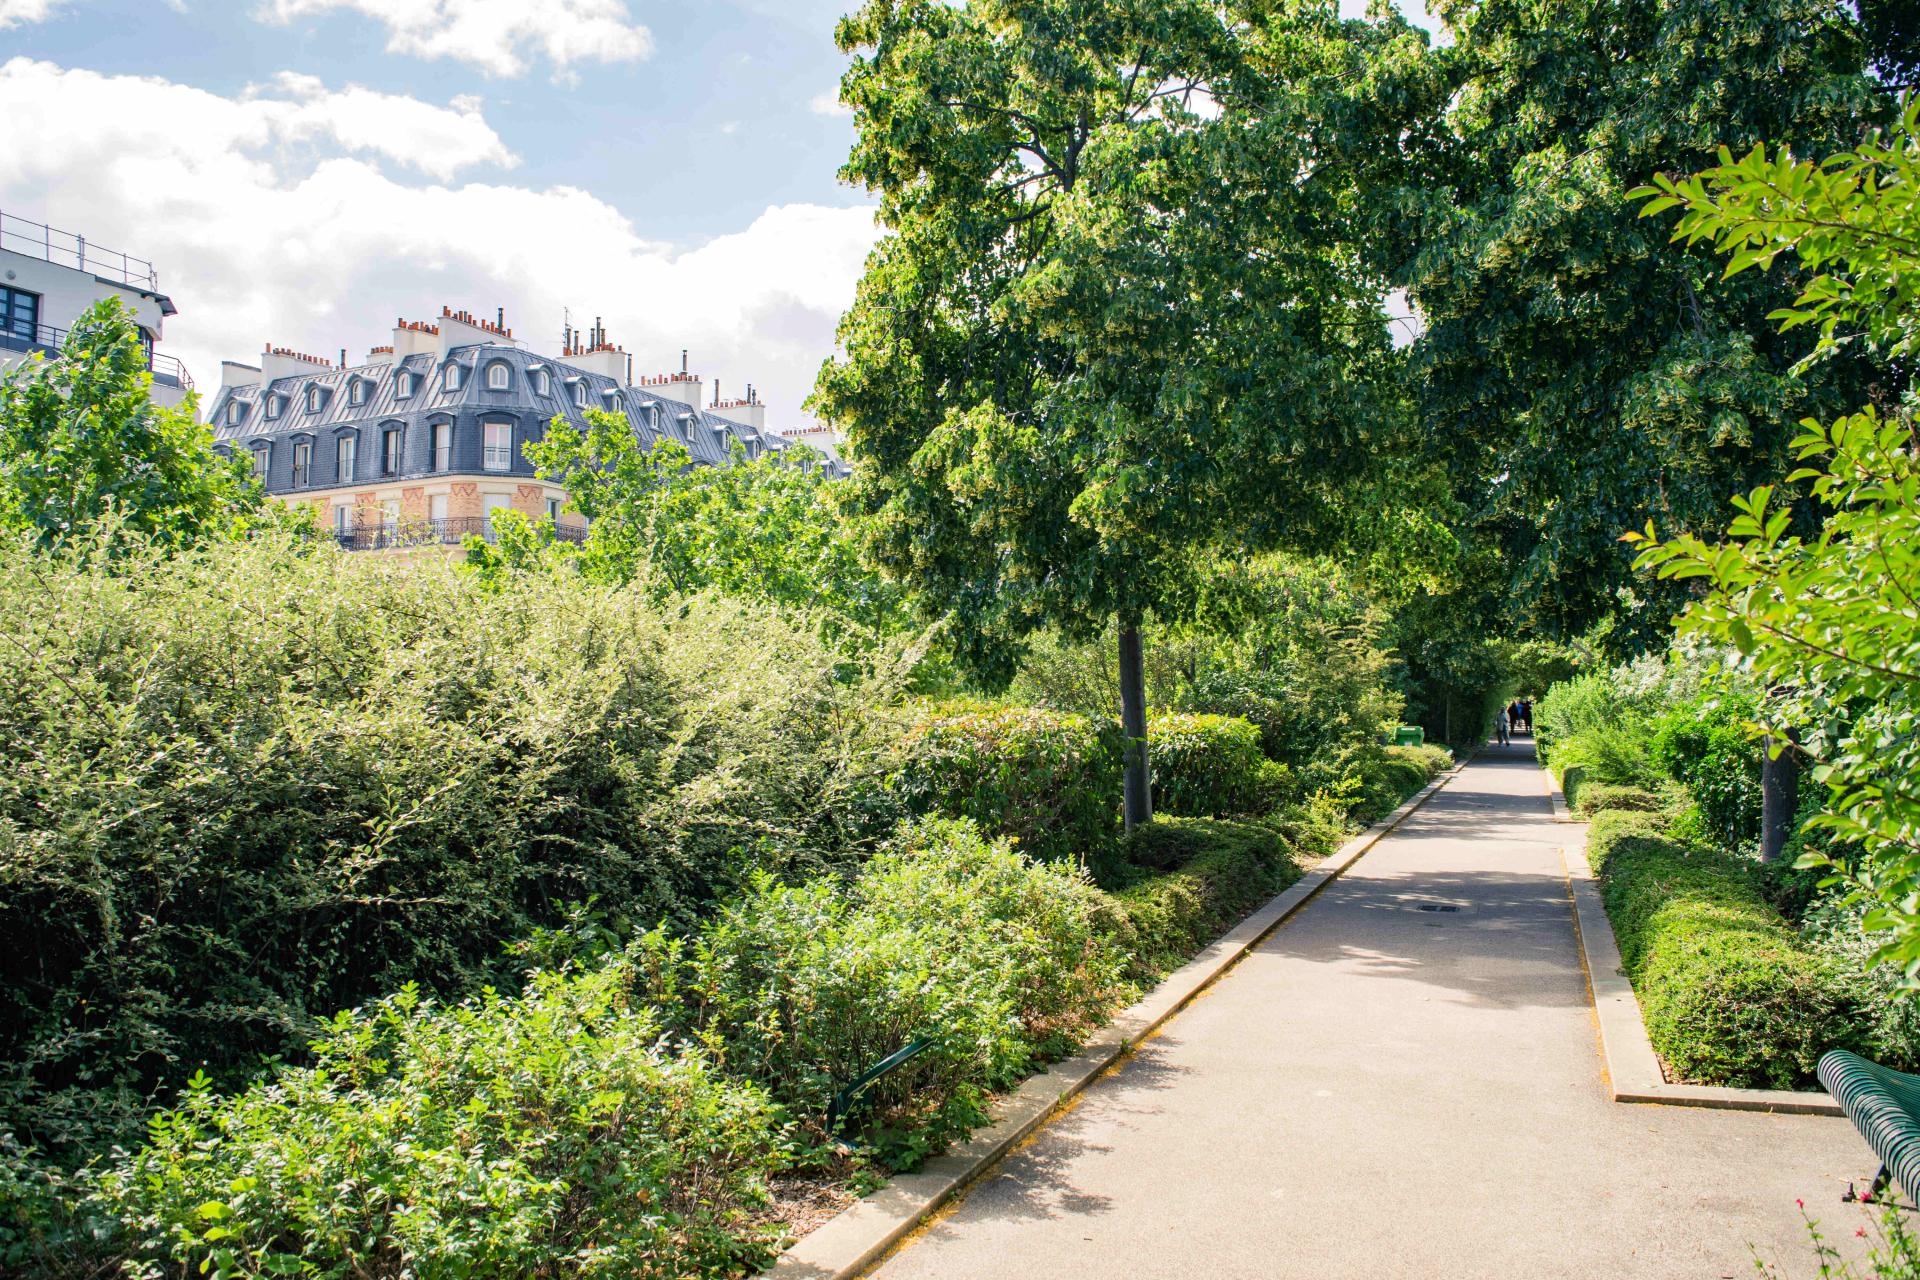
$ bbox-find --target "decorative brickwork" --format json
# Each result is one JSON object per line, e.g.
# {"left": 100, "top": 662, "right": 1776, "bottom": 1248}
{"left": 447, "top": 482, "right": 482, "bottom": 519}
{"left": 513, "top": 484, "right": 546, "bottom": 518}
{"left": 401, "top": 487, "right": 427, "bottom": 520}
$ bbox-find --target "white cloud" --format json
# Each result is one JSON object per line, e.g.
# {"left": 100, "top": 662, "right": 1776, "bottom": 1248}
{"left": 249, "top": 73, "right": 516, "bottom": 179}
{"left": 0, "top": 0, "right": 63, "bottom": 28}
{"left": 809, "top": 89, "right": 850, "bottom": 117}
{"left": 255, "top": 0, "right": 653, "bottom": 79}
{"left": 0, "top": 57, "right": 878, "bottom": 428}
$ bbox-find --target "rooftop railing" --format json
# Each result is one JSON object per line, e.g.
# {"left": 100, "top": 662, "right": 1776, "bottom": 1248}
{"left": 0, "top": 321, "right": 195, "bottom": 390}
{"left": 0, "top": 211, "right": 160, "bottom": 291}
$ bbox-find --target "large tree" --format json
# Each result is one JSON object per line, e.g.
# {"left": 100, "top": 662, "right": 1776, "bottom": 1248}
{"left": 813, "top": 0, "right": 1433, "bottom": 825}
{"left": 0, "top": 298, "right": 259, "bottom": 555}
{"left": 1372, "top": 0, "right": 1882, "bottom": 646}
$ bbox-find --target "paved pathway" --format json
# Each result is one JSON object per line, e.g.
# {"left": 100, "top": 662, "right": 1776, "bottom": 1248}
{"left": 871, "top": 740, "right": 1876, "bottom": 1279}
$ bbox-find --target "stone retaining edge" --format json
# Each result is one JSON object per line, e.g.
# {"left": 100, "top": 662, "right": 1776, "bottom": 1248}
{"left": 767, "top": 757, "right": 1473, "bottom": 1280}
{"left": 1556, "top": 826, "right": 1841, "bottom": 1117}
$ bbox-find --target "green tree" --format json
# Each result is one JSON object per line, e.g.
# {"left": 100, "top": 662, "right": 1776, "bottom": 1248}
{"left": 1375, "top": 0, "right": 1881, "bottom": 644}
{"left": 1629, "top": 102, "right": 1920, "bottom": 969}
{"left": 467, "top": 408, "right": 910, "bottom": 644}
{"left": 0, "top": 298, "right": 259, "bottom": 554}
{"left": 814, "top": 0, "right": 1431, "bottom": 826}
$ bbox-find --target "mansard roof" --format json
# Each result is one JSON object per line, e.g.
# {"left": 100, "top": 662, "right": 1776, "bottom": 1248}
{"left": 207, "top": 342, "right": 846, "bottom": 476}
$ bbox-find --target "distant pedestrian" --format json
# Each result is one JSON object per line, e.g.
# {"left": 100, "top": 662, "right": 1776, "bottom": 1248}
{"left": 1494, "top": 708, "right": 1510, "bottom": 746}
{"left": 1518, "top": 699, "right": 1532, "bottom": 734}
{"left": 1508, "top": 701, "right": 1525, "bottom": 736}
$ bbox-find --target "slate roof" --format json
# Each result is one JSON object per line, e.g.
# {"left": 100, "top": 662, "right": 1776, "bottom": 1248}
{"left": 206, "top": 341, "right": 848, "bottom": 495}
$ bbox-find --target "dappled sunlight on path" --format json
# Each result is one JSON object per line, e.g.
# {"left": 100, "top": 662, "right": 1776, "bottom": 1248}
{"left": 870, "top": 739, "right": 1875, "bottom": 1280}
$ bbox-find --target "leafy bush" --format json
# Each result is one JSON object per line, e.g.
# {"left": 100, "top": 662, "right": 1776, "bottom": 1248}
{"left": 0, "top": 532, "right": 913, "bottom": 1157}
{"left": 1573, "top": 783, "right": 1662, "bottom": 817}
{"left": 891, "top": 701, "right": 1123, "bottom": 871}
{"left": 1649, "top": 693, "right": 1762, "bottom": 849}
{"left": 1802, "top": 894, "right": 1920, "bottom": 1074}
{"left": 1147, "top": 713, "right": 1290, "bottom": 817}
{"left": 635, "top": 817, "right": 1119, "bottom": 1163}
{"left": 1107, "top": 819, "right": 1301, "bottom": 979}
{"left": 1590, "top": 816, "right": 1868, "bottom": 1088}
{"left": 93, "top": 967, "right": 787, "bottom": 1280}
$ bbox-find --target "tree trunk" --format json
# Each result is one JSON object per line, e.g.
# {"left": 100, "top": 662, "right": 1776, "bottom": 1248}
{"left": 1118, "top": 621, "right": 1152, "bottom": 832}
{"left": 1760, "top": 734, "right": 1800, "bottom": 864}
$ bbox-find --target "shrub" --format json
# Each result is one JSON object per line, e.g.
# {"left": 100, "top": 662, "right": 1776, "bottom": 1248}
{"left": 1591, "top": 820, "right": 1868, "bottom": 1088}
{"left": 635, "top": 817, "right": 1119, "bottom": 1163}
{"left": 1107, "top": 819, "right": 1301, "bottom": 979}
{"left": 891, "top": 701, "right": 1122, "bottom": 870}
{"left": 0, "top": 533, "right": 914, "bottom": 1158}
{"left": 1649, "top": 693, "right": 1763, "bottom": 849}
{"left": 92, "top": 967, "right": 786, "bottom": 1280}
{"left": 1147, "top": 713, "right": 1290, "bottom": 817}
{"left": 1573, "top": 783, "right": 1662, "bottom": 817}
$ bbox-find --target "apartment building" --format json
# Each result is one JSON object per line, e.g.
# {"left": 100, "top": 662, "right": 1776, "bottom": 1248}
{"left": 0, "top": 210, "right": 194, "bottom": 408}
{"left": 205, "top": 308, "right": 844, "bottom": 550}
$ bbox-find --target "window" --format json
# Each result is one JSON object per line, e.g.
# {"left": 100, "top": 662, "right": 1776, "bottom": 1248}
{"left": 336, "top": 434, "right": 356, "bottom": 483}
{"left": 305, "top": 385, "right": 321, "bottom": 414}
{"left": 483, "top": 421, "right": 512, "bottom": 472}
{"left": 483, "top": 493, "right": 512, "bottom": 538}
{"left": 332, "top": 504, "right": 350, "bottom": 534}
{"left": 383, "top": 427, "right": 402, "bottom": 476}
{"left": 396, "top": 372, "right": 414, "bottom": 399}
{"left": 533, "top": 370, "right": 550, "bottom": 397}
{"left": 249, "top": 447, "right": 268, "bottom": 480}
{"left": 444, "top": 364, "right": 463, "bottom": 392}
{"left": 265, "top": 395, "right": 282, "bottom": 421}
{"left": 0, "top": 286, "right": 39, "bottom": 344}
{"left": 381, "top": 499, "right": 400, "bottom": 530}
{"left": 486, "top": 362, "right": 509, "bottom": 391}
{"left": 226, "top": 400, "right": 244, "bottom": 426}
{"left": 429, "top": 493, "right": 448, "bottom": 523}
{"left": 546, "top": 497, "right": 561, "bottom": 522}
{"left": 432, "top": 422, "right": 452, "bottom": 472}
{"left": 350, "top": 379, "right": 367, "bottom": 407}
{"left": 291, "top": 440, "right": 312, "bottom": 487}
{"left": 570, "top": 380, "right": 586, "bottom": 408}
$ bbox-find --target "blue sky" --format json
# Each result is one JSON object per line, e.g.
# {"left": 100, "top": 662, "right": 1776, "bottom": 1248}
{"left": 0, "top": 0, "right": 1435, "bottom": 424}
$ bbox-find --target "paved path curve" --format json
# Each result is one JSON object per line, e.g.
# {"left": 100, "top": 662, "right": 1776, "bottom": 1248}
{"left": 870, "top": 740, "right": 1875, "bottom": 1279}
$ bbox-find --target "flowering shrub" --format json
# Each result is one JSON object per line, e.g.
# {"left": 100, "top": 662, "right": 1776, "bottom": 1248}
{"left": 891, "top": 701, "right": 1123, "bottom": 870}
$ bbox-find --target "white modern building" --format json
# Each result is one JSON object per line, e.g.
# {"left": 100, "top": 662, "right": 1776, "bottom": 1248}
{"left": 0, "top": 211, "right": 193, "bottom": 407}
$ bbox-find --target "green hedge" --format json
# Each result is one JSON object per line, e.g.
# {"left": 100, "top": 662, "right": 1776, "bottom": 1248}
{"left": 1107, "top": 818, "right": 1300, "bottom": 978}
{"left": 1147, "top": 713, "right": 1290, "bottom": 817}
{"left": 1573, "top": 783, "right": 1662, "bottom": 817}
{"left": 892, "top": 701, "right": 1122, "bottom": 869}
{"left": 1588, "top": 814, "right": 1868, "bottom": 1088}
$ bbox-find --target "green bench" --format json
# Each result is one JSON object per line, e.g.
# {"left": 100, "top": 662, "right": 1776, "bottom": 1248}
{"left": 1819, "top": 1049, "right": 1920, "bottom": 1202}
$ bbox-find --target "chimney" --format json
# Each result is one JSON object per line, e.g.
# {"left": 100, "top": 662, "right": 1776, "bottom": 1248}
{"left": 561, "top": 317, "right": 630, "bottom": 385}
{"left": 216, "top": 359, "right": 263, "bottom": 400}
{"left": 435, "top": 304, "right": 522, "bottom": 355}
{"left": 258, "top": 344, "right": 334, "bottom": 384}
{"left": 392, "top": 316, "right": 441, "bottom": 360}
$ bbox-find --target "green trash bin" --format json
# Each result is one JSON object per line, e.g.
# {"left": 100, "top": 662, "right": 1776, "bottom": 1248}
{"left": 1393, "top": 726, "right": 1425, "bottom": 748}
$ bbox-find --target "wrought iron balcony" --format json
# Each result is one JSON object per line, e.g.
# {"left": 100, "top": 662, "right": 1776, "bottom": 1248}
{"left": 330, "top": 516, "right": 587, "bottom": 551}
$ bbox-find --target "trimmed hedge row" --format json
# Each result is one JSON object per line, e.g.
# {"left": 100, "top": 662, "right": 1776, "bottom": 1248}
{"left": 1573, "top": 783, "right": 1662, "bottom": 817}
{"left": 1106, "top": 818, "right": 1301, "bottom": 979}
{"left": 1587, "top": 812, "right": 1868, "bottom": 1088}
{"left": 892, "top": 701, "right": 1123, "bottom": 869}
{"left": 1147, "top": 714, "right": 1292, "bottom": 818}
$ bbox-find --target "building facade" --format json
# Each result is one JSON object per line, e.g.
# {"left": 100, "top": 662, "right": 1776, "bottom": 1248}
{"left": 206, "top": 308, "right": 843, "bottom": 550}
{"left": 0, "top": 211, "right": 194, "bottom": 407}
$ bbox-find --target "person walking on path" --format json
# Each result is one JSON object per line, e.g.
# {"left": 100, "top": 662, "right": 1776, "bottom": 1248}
{"left": 1494, "top": 707, "right": 1510, "bottom": 746}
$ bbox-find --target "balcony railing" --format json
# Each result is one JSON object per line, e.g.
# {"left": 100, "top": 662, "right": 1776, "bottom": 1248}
{"left": 482, "top": 445, "right": 513, "bottom": 471}
{"left": 330, "top": 516, "right": 588, "bottom": 551}
{"left": 0, "top": 320, "right": 195, "bottom": 390}
{"left": 0, "top": 210, "right": 160, "bottom": 290}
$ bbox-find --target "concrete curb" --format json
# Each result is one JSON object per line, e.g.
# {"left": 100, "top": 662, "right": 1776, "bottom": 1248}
{"left": 767, "top": 759, "right": 1472, "bottom": 1280}
{"left": 1558, "top": 837, "right": 1841, "bottom": 1117}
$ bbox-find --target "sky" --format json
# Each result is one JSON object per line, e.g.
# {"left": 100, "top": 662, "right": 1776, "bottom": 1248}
{"left": 0, "top": 0, "right": 1435, "bottom": 427}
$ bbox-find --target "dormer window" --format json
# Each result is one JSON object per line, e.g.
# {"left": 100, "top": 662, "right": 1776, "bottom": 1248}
{"left": 486, "top": 361, "right": 509, "bottom": 391}
{"left": 264, "top": 395, "right": 282, "bottom": 421}
{"left": 225, "top": 400, "right": 244, "bottom": 426}
{"left": 349, "top": 379, "right": 367, "bottom": 407}
{"left": 396, "top": 372, "right": 414, "bottom": 399}
{"left": 444, "top": 364, "right": 463, "bottom": 392}
{"left": 305, "top": 385, "right": 322, "bottom": 414}
{"left": 249, "top": 445, "right": 268, "bottom": 479}
{"left": 570, "top": 380, "right": 587, "bottom": 408}
{"left": 533, "top": 369, "right": 550, "bottom": 397}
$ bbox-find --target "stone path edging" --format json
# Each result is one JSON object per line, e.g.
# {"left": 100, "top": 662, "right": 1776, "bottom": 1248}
{"left": 766, "top": 760, "right": 1472, "bottom": 1280}
{"left": 1547, "top": 767, "right": 1841, "bottom": 1117}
